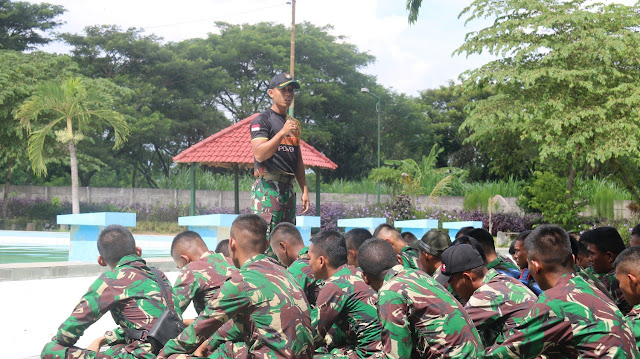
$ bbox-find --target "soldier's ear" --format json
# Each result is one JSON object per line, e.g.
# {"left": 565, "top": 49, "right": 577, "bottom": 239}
{"left": 279, "top": 241, "right": 287, "bottom": 252}
{"left": 135, "top": 246, "right": 142, "bottom": 257}
{"left": 180, "top": 254, "right": 190, "bottom": 265}
{"left": 361, "top": 272, "right": 371, "bottom": 285}
{"left": 396, "top": 254, "right": 402, "bottom": 265}
{"left": 530, "top": 259, "right": 543, "bottom": 274}
{"left": 267, "top": 88, "right": 274, "bottom": 99}
{"left": 97, "top": 256, "right": 107, "bottom": 267}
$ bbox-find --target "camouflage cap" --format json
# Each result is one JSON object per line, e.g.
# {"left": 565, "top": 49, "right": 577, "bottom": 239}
{"left": 269, "top": 72, "right": 300, "bottom": 90}
{"left": 435, "top": 244, "right": 484, "bottom": 286}
{"left": 410, "top": 229, "right": 451, "bottom": 257}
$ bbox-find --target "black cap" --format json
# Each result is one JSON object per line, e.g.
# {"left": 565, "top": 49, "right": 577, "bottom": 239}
{"left": 409, "top": 229, "right": 451, "bottom": 257}
{"left": 269, "top": 73, "right": 300, "bottom": 90}
{"left": 435, "top": 244, "right": 484, "bottom": 286}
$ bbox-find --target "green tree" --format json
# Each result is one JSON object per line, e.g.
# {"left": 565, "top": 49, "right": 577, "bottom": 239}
{"left": 16, "top": 77, "right": 130, "bottom": 213}
{"left": 457, "top": 0, "right": 640, "bottom": 199}
{"left": 0, "top": 0, "right": 65, "bottom": 50}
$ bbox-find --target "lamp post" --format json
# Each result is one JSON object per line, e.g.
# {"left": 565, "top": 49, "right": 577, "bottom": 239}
{"left": 361, "top": 87, "right": 381, "bottom": 204}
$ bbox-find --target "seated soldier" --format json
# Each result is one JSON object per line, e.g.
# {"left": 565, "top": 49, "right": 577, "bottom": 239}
{"left": 344, "top": 228, "right": 373, "bottom": 267}
{"left": 400, "top": 231, "right": 417, "bottom": 245}
{"left": 569, "top": 236, "right": 613, "bottom": 302}
{"left": 581, "top": 226, "right": 632, "bottom": 314}
{"left": 484, "top": 224, "right": 638, "bottom": 358}
{"left": 614, "top": 246, "right": 640, "bottom": 347}
{"left": 571, "top": 235, "right": 590, "bottom": 268}
{"left": 158, "top": 214, "right": 313, "bottom": 359}
{"left": 409, "top": 228, "right": 451, "bottom": 276}
{"left": 374, "top": 223, "right": 418, "bottom": 270}
{"left": 41, "top": 225, "right": 181, "bottom": 359}
{"left": 270, "top": 222, "right": 319, "bottom": 306}
{"left": 170, "top": 231, "right": 241, "bottom": 357}
{"left": 631, "top": 224, "right": 640, "bottom": 247}
{"left": 214, "top": 239, "right": 230, "bottom": 257}
{"left": 469, "top": 228, "right": 520, "bottom": 279}
{"left": 512, "top": 230, "right": 542, "bottom": 295}
{"left": 359, "top": 238, "right": 482, "bottom": 358}
{"left": 436, "top": 244, "right": 537, "bottom": 347}
{"left": 309, "top": 231, "right": 383, "bottom": 358}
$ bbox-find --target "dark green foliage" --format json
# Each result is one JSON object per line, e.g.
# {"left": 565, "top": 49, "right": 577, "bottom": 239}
{"left": 0, "top": 0, "right": 65, "bottom": 51}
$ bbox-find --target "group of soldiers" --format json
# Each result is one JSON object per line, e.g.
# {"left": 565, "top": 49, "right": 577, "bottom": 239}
{"left": 40, "top": 215, "right": 640, "bottom": 359}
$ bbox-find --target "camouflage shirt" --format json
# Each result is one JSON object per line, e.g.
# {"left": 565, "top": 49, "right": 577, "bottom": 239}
{"left": 399, "top": 246, "right": 420, "bottom": 271}
{"left": 628, "top": 304, "right": 640, "bottom": 349}
{"left": 46, "top": 255, "right": 180, "bottom": 359}
{"left": 483, "top": 272, "right": 638, "bottom": 358}
{"left": 575, "top": 264, "right": 612, "bottom": 301}
{"left": 287, "top": 246, "right": 320, "bottom": 306}
{"left": 312, "top": 264, "right": 383, "bottom": 358}
{"left": 465, "top": 269, "right": 537, "bottom": 347}
{"left": 486, "top": 256, "right": 520, "bottom": 279}
{"left": 158, "top": 254, "right": 313, "bottom": 359}
{"left": 173, "top": 251, "right": 236, "bottom": 314}
{"left": 599, "top": 269, "right": 632, "bottom": 315}
{"left": 377, "top": 265, "right": 482, "bottom": 358}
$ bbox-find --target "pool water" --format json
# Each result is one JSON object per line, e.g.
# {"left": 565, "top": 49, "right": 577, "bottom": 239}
{"left": 0, "top": 244, "right": 171, "bottom": 264}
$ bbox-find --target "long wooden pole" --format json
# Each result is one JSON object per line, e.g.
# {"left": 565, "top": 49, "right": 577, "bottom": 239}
{"left": 288, "top": 0, "right": 296, "bottom": 117}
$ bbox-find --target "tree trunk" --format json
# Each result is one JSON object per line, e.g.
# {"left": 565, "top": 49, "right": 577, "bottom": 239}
{"left": 613, "top": 158, "right": 640, "bottom": 204}
{"left": 2, "top": 162, "right": 13, "bottom": 220}
{"left": 67, "top": 118, "right": 80, "bottom": 214}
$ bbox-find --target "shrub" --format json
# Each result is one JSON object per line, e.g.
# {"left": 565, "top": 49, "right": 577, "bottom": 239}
{"left": 463, "top": 190, "right": 492, "bottom": 212}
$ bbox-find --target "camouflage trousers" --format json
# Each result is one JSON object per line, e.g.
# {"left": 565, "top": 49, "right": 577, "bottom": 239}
{"left": 41, "top": 340, "right": 155, "bottom": 359}
{"left": 251, "top": 177, "right": 297, "bottom": 237}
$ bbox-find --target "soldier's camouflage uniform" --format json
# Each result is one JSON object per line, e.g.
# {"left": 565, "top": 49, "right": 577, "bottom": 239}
{"left": 465, "top": 269, "right": 537, "bottom": 347}
{"left": 598, "top": 269, "right": 632, "bottom": 315}
{"left": 312, "top": 264, "right": 384, "bottom": 358}
{"left": 575, "top": 265, "right": 612, "bottom": 301}
{"left": 486, "top": 256, "right": 520, "bottom": 280}
{"left": 251, "top": 178, "right": 296, "bottom": 238}
{"left": 399, "top": 246, "right": 420, "bottom": 271}
{"left": 483, "top": 272, "right": 638, "bottom": 358}
{"left": 172, "top": 251, "right": 243, "bottom": 357}
{"left": 157, "top": 254, "right": 313, "bottom": 359}
{"left": 287, "top": 246, "right": 320, "bottom": 306}
{"left": 628, "top": 304, "right": 640, "bottom": 350}
{"left": 41, "top": 255, "right": 180, "bottom": 359}
{"left": 377, "top": 264, "right": 482, "bottom": 359}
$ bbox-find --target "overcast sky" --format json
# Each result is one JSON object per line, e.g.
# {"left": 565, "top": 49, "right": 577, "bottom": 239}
{"left": 27, "top": 0, "right": 636, "bottom": 96}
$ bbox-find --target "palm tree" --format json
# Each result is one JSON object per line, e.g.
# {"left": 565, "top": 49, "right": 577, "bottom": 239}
{"left": 16, "top": 77, "right": 129, "bottom": 214}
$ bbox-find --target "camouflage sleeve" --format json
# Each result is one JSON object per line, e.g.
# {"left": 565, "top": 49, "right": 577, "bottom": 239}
{"left": 312, "top": 281, "right": 346, "bottom": 345}
{"left": 201, "top": 320, "right": 245, "bottom": 354}
{"left": 104, "top": 327, "right": 125, "bottom": 345}
{"left": 54, "top": 277, "right": 114, "bottom": 346}
{"left": 158, "top": 274, "right": 250, "bottom": 358}
{"left": 173, "top": 268, "right": 198, "bottom": 313}
{"left": 483, "top": 302, "right": 569, "bottom": 358}
{"left": 377, "top": 289, "right": 412, "bottom": 359}
{"left": 465, "top": 291, "right": 503, "bottom": 333}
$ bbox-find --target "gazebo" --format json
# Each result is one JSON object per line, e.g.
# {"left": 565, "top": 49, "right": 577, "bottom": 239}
{"left": 173, "top": 113, "right": 338, "bottom": 214}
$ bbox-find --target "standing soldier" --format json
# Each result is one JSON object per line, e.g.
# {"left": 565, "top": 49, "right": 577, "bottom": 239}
{"left": 250, "top": 72, "right": 309, "bottom": 241}
{"left": 308, "top": 231, "right": 384, "bottom": 358}
{"left": 436, "top": 244, "right": 537, "bottom": 347}
{"left": 484, "top": 224, "right": 638, "bottom": 358}
{"left": 41, "top": 225, "right": 180, "bottom": 359}
{"left": 358, "top": 238, "right": 482, "bottom": 358}
{"left": 157, "top": 214, "right": 313, "bottom": 359}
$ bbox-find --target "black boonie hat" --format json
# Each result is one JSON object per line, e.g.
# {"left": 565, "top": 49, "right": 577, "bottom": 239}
{"left": 435, "top": 244, "right": 484, "bottom": 286}
{"left": 269, "top": 73, "right": 300, "bottom": 90}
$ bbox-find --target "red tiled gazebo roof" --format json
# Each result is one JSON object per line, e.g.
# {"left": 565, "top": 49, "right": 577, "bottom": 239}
{"left": 173, "top": 113, "right": 338, "bottom": 170}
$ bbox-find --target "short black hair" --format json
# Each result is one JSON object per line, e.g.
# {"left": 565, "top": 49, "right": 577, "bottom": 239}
{"left": 469, "top": 228, "right": 495, "bottom": 252}
{"left": 310, "top": 230, "right": 347, "bottom": 268}
{"left": 373, "top": 223, "right": 396, "bottom": 238}
{"left": 345, "top": 228, "right": 373, "bottom": 251}
{"left": 171, "top": 230, "right": 205, "bottom": 256}
{"left": 631, "top": 224, "right": 640, "bottom": 237}
{"left": 452, "top": 235, "right": 487, "bottom": 263}
{"left": 455, "top": 226, "right": 475, "bottom": 238}
{"left": 580, "top": 226, "right": 626, "bottom": 255}
{"left": 569, "top": 236, "right": 587, "bottom": 257}
{"left": 401, "top": 232, "right": 418, "bottom": 245}
{"left": 509, "top": 239, "right": 516, "bottom": 256}
{"left": 525, "top": 224, "right": 572, "bottom": 268}
{"left": 215, "top": 239, "right": 230, "bottom": 257}
{"left": 230, "top": 214, "right": 268, "bottom": 253}
{"left": 614, "top": 246, "right": 640, "bottom": 275}
{"left": 515, "top": 230, "right": 532, "bottom": 243}
{"left": 358, "top": 238, "right": 398, "bottom": 282}
{"left": 97, "top": 225, "right": 136, "bottom": 266}
{"left": 270, "top": 222, "right": 303, "bottom": 245}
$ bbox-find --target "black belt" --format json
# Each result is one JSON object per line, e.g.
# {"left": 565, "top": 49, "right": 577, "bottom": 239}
{"left": 123, "top": 327, "right": 148, "bottom": 343}
{"left": 260, "top": 172, "right": 295, "bottom": 184}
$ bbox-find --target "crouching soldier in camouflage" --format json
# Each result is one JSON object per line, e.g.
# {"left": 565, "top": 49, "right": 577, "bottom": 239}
{"left": 358, "top": 238, "right": 482, "bottom": 359}
{"left": 614, "top": 246, "right": 640, "bottom": 348}
{"left": 484, "top": 224, "right": 638, "bottom": 358}
{"left": 157, "top": 214, "right": 313, "bottom": 359}
{"left": 41, "top": 225, "right": 181, "bottom": 359}
{"left": 308, "top": 231, "right": 384, "bottom": 358}
{"left": 436, "top": 243, "right": 537, "bottom": 347}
